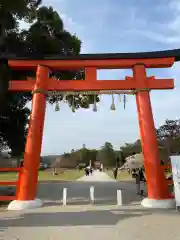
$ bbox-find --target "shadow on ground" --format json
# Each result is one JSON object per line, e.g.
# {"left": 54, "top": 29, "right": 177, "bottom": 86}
{"left": 0, "top": 207, "right": 179, "bottom": 229}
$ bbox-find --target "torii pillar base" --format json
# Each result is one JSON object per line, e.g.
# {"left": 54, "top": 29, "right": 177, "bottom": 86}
{"left": 7, "top": 199, "right": 43, "bottom": 210}
{"left": 141, "top": 198, "right": 175, "bottom": 209}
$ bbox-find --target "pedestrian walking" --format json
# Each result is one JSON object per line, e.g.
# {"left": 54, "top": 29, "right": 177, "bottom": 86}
{"left": 113, "top": 167, "right": 118, "bottom": 179}
{"left": 85, "top": 167, "right": 89, "bottom": 176}
{"left": 135, "top": 168, "right": 146, "bottom": 195}
{"left": 90, "top": 168, "right": 93, "bottom": 175}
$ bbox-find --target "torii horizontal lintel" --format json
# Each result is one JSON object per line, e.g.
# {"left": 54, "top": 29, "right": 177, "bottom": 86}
{"left": 8, "top": 57, "right": 175, "bottom": 70}
{"left": 8, "top": 77, "right": 174, "bottom": 91}
{"left": 7, "top": 51, "right": 176, "bottom": 91}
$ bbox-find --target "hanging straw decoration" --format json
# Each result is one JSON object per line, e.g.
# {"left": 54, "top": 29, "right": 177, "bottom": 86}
{"left": 92, "top": 94, "right": 97, "bottom": 112}
{"left": 72, "top": 95, "right": 76, "bottom": 112}
{"left": 55, "top": 101, "right": 60, "bottom": 111}
{"left": 110, "top": 94, "right": 116, "bottom": 111}
{"left": 118, "top": 94, "right": 121, "bottom": 102}
{"left": 123, "top": 94, "right": 126, "bottom": 109}
{"left": 63, "top": 93, "right": 67, "bottom": 103}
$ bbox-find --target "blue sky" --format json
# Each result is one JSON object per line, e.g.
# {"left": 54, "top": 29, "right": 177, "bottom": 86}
{"left": 23, "top": 0, "right": 180, "bottom": 155}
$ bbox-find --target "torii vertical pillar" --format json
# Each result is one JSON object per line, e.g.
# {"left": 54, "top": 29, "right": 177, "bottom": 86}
{"left": 8, "top": 65, "right": 49, "bottom": 210}
{"left": 134, "top": 64, "right": 175, "bottom": 208}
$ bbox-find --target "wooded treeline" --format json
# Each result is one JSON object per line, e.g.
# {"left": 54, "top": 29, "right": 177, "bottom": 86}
{"left": 49, "top": 119, "right": 180, "bottom": 168}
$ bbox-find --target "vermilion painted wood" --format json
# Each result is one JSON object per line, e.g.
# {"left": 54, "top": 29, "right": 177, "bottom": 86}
{"left": 0, "top": 181, "right": 18, "bottom": 185}
{"left": 16, "top": 66, "right": 49, "bottom": 201}
{"left": 0, "top": 168, "right": 20, "bottom": 172}
{"left": 8, "top": 78, "right": 174, "bottom": 91}
{"left": 5, "top": 56, "right": 176, "bottom": 202}
{"left": 0, "top": 196, "right": 16, "bottom": 201}
{"left": 134, "top": 64, "right": 170, "bottom": 199}
{"left": 8, "top": 57, "right": 175, "bottom": 69}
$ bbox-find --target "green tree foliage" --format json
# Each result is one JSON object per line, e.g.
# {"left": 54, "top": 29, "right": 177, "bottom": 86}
{"left": 89, "top": 149, "right": 98, "bottom": 162}
{"left": 156, "top": 119, "right": 180, "bottom": 140}
{"left": 0, "top": 0, "right": 42, "bottom": 104}
{"left": 73, "top": 148, "right": 98, "bottom": 166}
{"left": 0, "top": 105, "right": 30, "bottom": 156}
{"left": 98, "top": 142, "right": 116, "bottom": 166}
{"left": 78, "top": 148, "right": 89, "bottom": 165}
{"left": 156, "top": 119, "right": 180, "bottom": 154}
{"left": 118, "top": 151, "right": 126, "bottom": 167}
{"left": 41, "top": 118, "right": 180, "bottom": 167}
{"left": 120, "top": 140, "right": 141, "bottom": 158}
{"left": 119, "top": 119, "right": 180, "bottom": 163}
{"left": 0, "top": 0, "right": 42, "bottom": 155}
{"left": 0, "top": 2, "right": 99, "bottom": 156}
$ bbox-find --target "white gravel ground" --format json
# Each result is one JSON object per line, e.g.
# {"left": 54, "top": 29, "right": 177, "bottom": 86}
{"left": 76, "top": 171, "right": 117, "bottom": 182}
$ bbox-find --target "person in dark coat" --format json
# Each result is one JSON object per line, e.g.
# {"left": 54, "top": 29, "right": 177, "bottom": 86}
{"left": 139, "top": 168, "right": 146, "bottom": 182}
{"left": 113, "top": 167, "right": 118, "bottom": 179}
{"left": 135, "top": 170, "right": 140, "bottom": 194}
{"left": 20, "top": 160, "right": 24, "bottom": 167}
{"left": 135, "top": 168, "right": 146, "bottom": 194}
{"left": 85, "top": 167, "right": 89, "bottom": 176}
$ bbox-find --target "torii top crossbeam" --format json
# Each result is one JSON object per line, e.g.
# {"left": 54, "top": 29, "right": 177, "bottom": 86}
{"left": 7, "top": 48, "right": 180, "bottom": 92}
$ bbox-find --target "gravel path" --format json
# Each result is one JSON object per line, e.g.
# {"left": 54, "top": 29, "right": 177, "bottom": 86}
{"left": 76, "top": 171, "right": 117, "bottom": 182}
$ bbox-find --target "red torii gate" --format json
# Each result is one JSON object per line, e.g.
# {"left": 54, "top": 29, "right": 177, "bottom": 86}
{"left": 5, "top": 49, "right": 180, "bottom": 210}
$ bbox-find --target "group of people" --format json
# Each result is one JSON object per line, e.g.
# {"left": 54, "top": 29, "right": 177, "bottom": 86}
{"left": 112, "top": 166, "right": 146, "bottom": 195}
{"left": 84, "top": 161, "right": 146, "bottom": 196}
{"left": 84, "top": 166, "right": 93, "bottom": 176}
{"left": 132, "top": 168, "right": 146, "bottom": 195}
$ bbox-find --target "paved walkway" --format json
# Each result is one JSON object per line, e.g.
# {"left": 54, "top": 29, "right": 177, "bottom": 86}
{"left": 0, "top": 171, "right": 180, "bottom": 239}
{"left": 1, "top": 204, "right": 180, "bottom": 240}
{"left": 76, "top": 171, "right": 117, "bottom": 182}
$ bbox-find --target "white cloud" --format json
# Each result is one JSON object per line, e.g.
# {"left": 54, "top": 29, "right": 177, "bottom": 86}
{"left": 58, "top": 12, "right": 84, "bottom": 34}
{"left": 56, "top": 12, "right": 93, "bottom": 53}
{"left": 166, "top": 0, "right": 180, "bottom": 44}
{"left": 124, "top": 28, "right": 180, "bottom": 45}
{"left": 113, "top": 0, "right": 180, "bottom": 46}
{"left": 169, "top": 0, "right": 180, "bottom": 11}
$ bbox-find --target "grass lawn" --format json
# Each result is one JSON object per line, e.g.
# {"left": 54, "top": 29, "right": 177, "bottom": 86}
{"left": 106, "top": 170, "right": 133, "bottom": 181}
{"left": 0, "top": 169, "right": 84, "bottom": 182}
{"left": 0, "top": 172, "right": 18, "bottom": 181}
{"left": 38, "top": 169, "right": 84, "bottom": 181}
{"left": 0, "top": 169, "right": 132, "bottom": 182}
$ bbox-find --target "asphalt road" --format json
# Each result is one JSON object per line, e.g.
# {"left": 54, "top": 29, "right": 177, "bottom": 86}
{"left": 37, "top": 180, "right": 146, "bottom": 206}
